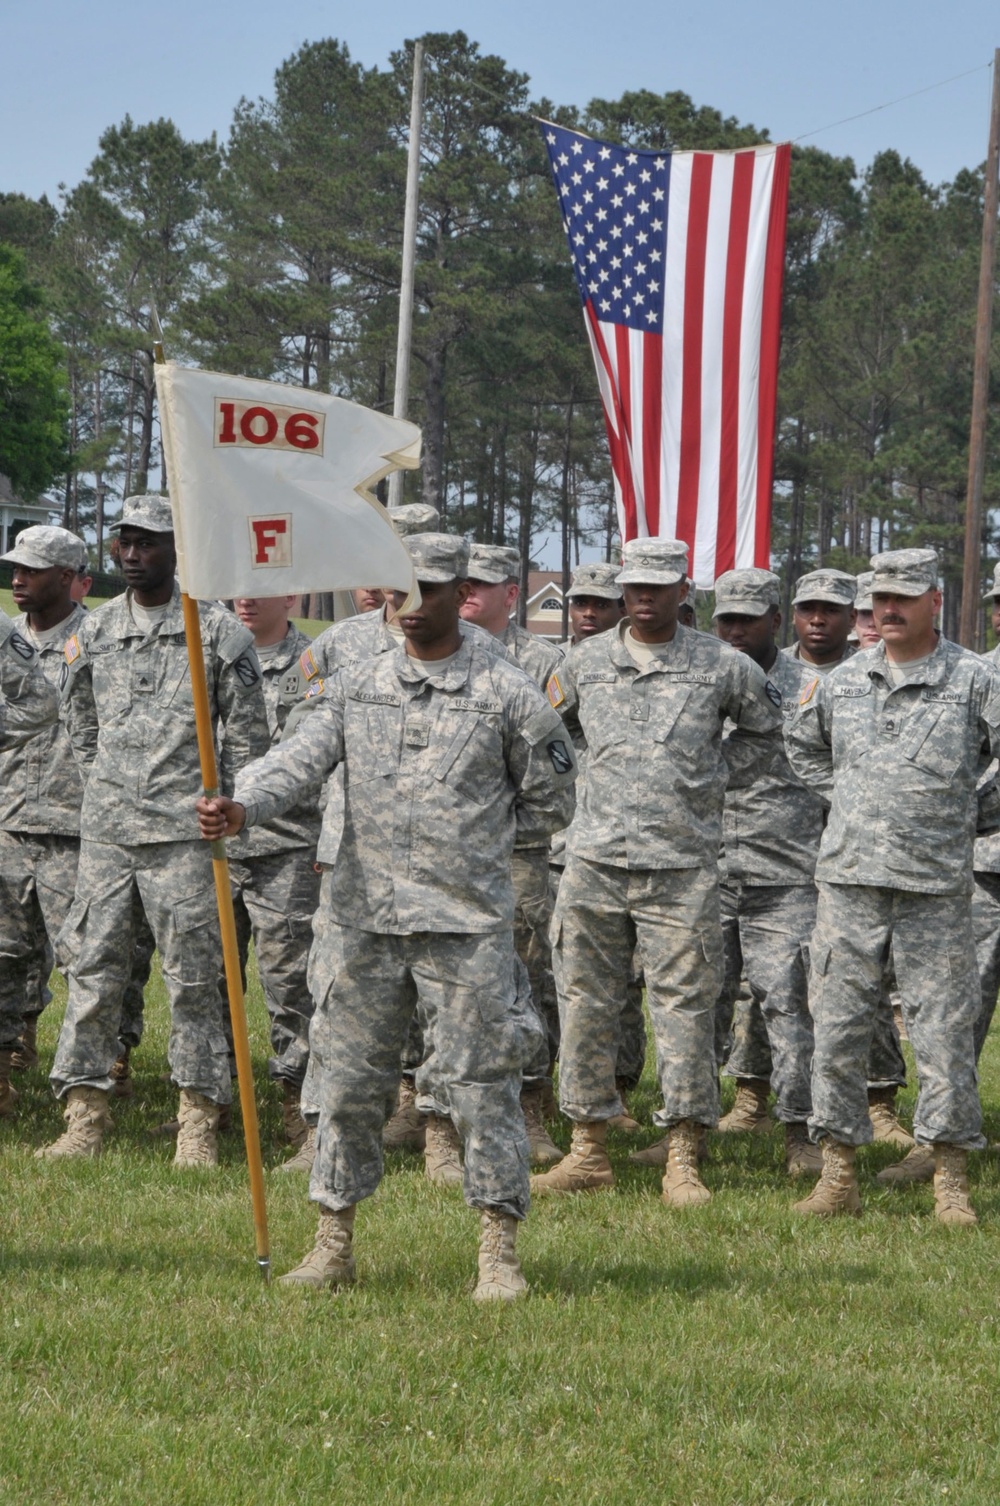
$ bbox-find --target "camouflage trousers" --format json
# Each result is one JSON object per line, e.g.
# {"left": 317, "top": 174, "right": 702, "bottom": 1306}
{"left": 306, "top": 924, "right": 531, "bottom": 1219}
{"left": 51, "top": 839, "right": 232, "bottom": 1103}
{"left": 226, "top": 847, "right": 321, "bottom": 1087}
{"left": 549, "top": 861, "right": 647, "bottom": 1089}
{"left": 972, "top": 871, "right": 1000, "bottom": 1060}
{"left": 0, "top": 829, "right": 78, "bottom": 1050}
{"left": 512, "top": 846, "right": 557, "bottom": 1083}
{"left": 116, "top": 902, "right": 157, "bottom": 1051}
{"left": 553, "top": 856, "right": 721, "bottom": 1128}
{"left": 713, "top": 882, "right": 815, "bottom": 1124}
{"left": 808, "top": 882, "right": 984, "bottom": 1150}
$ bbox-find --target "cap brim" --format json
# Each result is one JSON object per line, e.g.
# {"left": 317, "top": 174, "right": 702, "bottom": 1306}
{"left": 616, "top": 568, "right": 685, "bottom": 587}
{"left": 467, "top": 572, "right": 509, "bottom": 586}
{"left": 567, "top": 586, "right": 622, "bottom": 601}
{"left": 983, "top": 589, "right": 1000, "bottom": 603}
{"left": 855, "top": 597, "right": 873, "bottom": 612}
{"left": 109, "top": 515, "right": 173, "bottom": 534}
{"left": 414, "top": 569, "right": 460, "bottom": 584}
{"left": 869, "top": 578, "right": 933, "bottom": 598}
{"left": 712, "top": 596, "right": 772, "bottom": 619}
{"left": 0, "top": 547, "right": 56, "bottom": 569}
{"left": 791, "top": 591, "right": 854, "bottom": 607}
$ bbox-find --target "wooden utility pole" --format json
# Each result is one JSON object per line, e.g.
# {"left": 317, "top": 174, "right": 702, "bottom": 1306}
{"left": 959, "top": 49, "right": 1000, "bottom": 648}
{"left": 387, "top": 42, "right": 424, "bottom": 511}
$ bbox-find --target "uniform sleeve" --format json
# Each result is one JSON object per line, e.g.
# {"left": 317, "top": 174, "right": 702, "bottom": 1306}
{"left": 213, "top": 623, "right": 272, "bottom": 795}
{"left": 544, "top": 649, "right": 585, "bottom": 750}
{"left": 976, "top": 665, "right": 1000, "bottom": 764}
{"left": 509, "top": 689, "right": 578, "bottom": 846}
{"left": 59, "top": 631, "right": 100, "bottom": 773}
{"left": 720, "top": 655, "right": 785, "bottom": 789}
{"left": 785, "top": 673, "right": 834, "bottom": 803}
{"left": 0, "top": 612, "right": 59, "bottom": 739}
{"left": 234, "top": 674, "right": 346, "bottom": 829}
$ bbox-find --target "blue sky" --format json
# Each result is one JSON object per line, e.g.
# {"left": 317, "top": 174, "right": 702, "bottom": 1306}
{"left": 3, "top": 0, "right": 998, "bottom": 202}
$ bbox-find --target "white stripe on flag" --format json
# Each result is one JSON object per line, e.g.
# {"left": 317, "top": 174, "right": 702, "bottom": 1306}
{"left": 661, "top": 154, "right": 691, "bottom": 545}
{"left": 693, "top": 152, "right": 734, "bottom": 588}
{"left": 735, "top": 150, "right": 775, "bottom": 573}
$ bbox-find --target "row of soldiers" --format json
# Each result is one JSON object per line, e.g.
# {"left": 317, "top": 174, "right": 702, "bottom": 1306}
{"left": 2, "top": 497, "right": 998, "bottom": 1300}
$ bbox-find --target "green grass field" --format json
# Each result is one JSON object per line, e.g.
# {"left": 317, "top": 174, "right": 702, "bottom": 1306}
{"left": 3, "top": 958, "right": 1000, "bottom": 1506}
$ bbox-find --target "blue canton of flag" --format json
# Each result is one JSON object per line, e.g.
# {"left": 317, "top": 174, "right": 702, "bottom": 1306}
{"left": 542, "top": 123, "right": 669, "bottom": 334}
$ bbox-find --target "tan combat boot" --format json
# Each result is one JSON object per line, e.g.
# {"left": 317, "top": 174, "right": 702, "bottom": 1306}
{"left": 382, "top": 1078, "right": 426, "bottom": 1151}
{"left": 661, "top": 1120, "right": 711, "bottom": 1207}
{"left": 530, "top": 1120, "right": 614, "bottom": 1195}
{"left": 792, "top": 1138, "right": 861, "bottom": 1217}
{"left": 717, "top": 1078, "right": 771, "bottom": 1134}
{"left": 10, "top": 1017, "right": 39, "bottom": 1072}
{"left": 933, "top": 1144, "right": 977, "bottom": 1227}
{"left": 520, "top": 1085, "right": 562, "bottom": 1165}
{"left": 173, "top": 1089, "right": 220, "bottom": 1168}
{"left": 282, "top": 1082, "right": 307, "bottom": 1147}
{"left": 279, "top": 1205, "right": 356, "bottom": 1289}
{"left": 868, "top": 1088, "right": 914, "bottom": 1148}
{"left": 0, "top": 1050, "right": 18, "bottom": 1118}
{"left": 424, "top": 1113, "right": 463, "bottom": 1186}
{"left": 607, "top": 1080, "right": 641, "bottom": 1133}
{"left": 110, "top": 1047, "right": 133, "bottom": 1100}
{"left": 279, "top": 1125, "right": 317, "bottom": 1173}
{"left": 785, "top": 1121, "right": 823, "bottom": 1177}
{"left": 473, "top": 1210, "right": 528, "bottom": 1302}
{"left": 35, "top": 1085, "right": 110, "bottom": 1158}
{"left": 876, "top": 1144, "right": 935, "bottom": 1186}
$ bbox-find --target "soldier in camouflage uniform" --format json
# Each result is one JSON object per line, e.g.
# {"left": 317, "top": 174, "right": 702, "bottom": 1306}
{"left": 532, "top": 538, "right": 783, "bottom": 1207}
{"left": 972, "top": 563, "right": 1000, "bottom": 1066}
{"left": 38, "top": 494, "right": 270, "bottom": 1167}
{"left": 228, "top": 595, "right": 323, "bottom": 1165}
{"left": 787, "top": 548, "right": 1000, "bottom": 1225}
{"left": 198, "top": 533, "right": 577, "bottom": 1300}
{"left": 459, "top": 542, "right": 566, "bottom": 1164}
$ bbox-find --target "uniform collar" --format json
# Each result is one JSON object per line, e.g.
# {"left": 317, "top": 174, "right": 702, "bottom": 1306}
{"left": 607, "top": 616, "right": 692, "bottom": 672}
{"left": 867, "top": 631, "right": 950, "bottom": 688}
{"left": 394, "top": 633, "right": 476, "bottom": 693}
{"left": 101, "top": 580, "right": 184, "bottom": 639}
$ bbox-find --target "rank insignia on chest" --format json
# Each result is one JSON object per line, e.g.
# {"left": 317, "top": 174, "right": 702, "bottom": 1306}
{"left": 547, "top": 673, "right": 565, "bottom": 709}
{"left": 300, "top": 647, "right": 319, "bottom": 681}
{"left": 799, "top": 677, "right": 819, "bottom": 707}
{"left": 65, "top": 635, "right": 81, "bottom": 665}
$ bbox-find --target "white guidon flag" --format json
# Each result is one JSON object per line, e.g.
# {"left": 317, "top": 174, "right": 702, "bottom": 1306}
{"left": 155, "top": 361, "right": 421, "bottom": 599}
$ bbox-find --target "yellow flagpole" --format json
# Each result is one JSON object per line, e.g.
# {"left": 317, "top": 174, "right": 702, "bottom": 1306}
{"left": 153, "top": 322, "right": 270, "bottom": 1282}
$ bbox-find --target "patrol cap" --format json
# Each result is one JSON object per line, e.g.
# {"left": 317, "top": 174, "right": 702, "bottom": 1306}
{"left": 388, "top": 503, "right": 440, "bottom": 538}
{"left": 467, "top": 542, "right": 521, "bottom": 585}
{"left": 616, "top": 537, "right": 688, "bottom": 587}
{"left": 109, "top": 493, "right": 174, "bottom": 535}
{"left": 404, "top": 532, "right": 470, "bottom": 583}
{"left": 792, "top": 568, "right": 857, "bottom": 608}
{"left": 567, "top": 561, "right": 623, "bottom": 601}
{"left": 712, "top": 567, "right": 780, "bottom": 619}
{"left": 855, "top": 570, "right": 875, "bottom": 612}
{"left": 870, "top": 547, "right": 939, "bottom": 598}
{"left": 1, "top": 524, "right": 87, "bottom": 572}
{"left": 982, "top": 562, "right": 1000, "bottom": 603}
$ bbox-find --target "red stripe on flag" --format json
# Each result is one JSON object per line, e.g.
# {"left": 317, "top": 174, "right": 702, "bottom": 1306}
{"left": 585, "top": 302, "right": 638, "bottom": 539}
{"left": 755, "top": 144, "right": 791, "bottom": 568}
{"left": 715, "top": 151, "right": 755, "bottom": 578}
{"left": 642, "top": 332, "right": 662, "bottom": 536}
{"left": 675, "top": 153, "right": 713, "bottom": 553}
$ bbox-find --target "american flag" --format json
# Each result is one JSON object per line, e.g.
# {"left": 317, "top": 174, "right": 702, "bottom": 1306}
{"left": 540, "top": 122, "right": 791, "bottom": 587}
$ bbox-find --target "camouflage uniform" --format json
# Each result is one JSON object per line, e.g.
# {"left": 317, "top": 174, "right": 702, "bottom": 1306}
{"left": 0, "top": 610, "right": 61, "bottom": 739}
{"left": 787, "top": 553, "right": 1000, "bottom": 1150}
{"left": 51, "top": 575, "right": 269, "bottom": 1102}
{"left": 233, "top": 555, "right": 576, "bottom": 1218}
{"left": 550, "top": 547, "right": 784, "bottom": 1130}
{"left": 226, "top": 623, "right": 322, "bottom": 1086}
{"left": 972, "top": 622, "right": 1000, "bottom": 1059}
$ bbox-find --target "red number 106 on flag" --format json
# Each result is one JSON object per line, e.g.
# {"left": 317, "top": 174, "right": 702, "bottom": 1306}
{"left": 214, "top": 397, "right": 325, "bottom": 453}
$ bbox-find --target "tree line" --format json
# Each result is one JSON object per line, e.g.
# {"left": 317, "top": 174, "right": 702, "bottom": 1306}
{"left": 1, "top": 31, "right": 997, "bottom": 637}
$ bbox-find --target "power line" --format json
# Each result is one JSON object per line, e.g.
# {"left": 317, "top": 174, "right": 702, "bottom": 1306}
{"left": 793, "top": 60, "right": 992, "bottom": 144}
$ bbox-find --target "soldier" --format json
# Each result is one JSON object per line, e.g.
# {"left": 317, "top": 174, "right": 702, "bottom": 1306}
{"left": 565, "top": 563, "right": 626, "bottom": 645}
{"left": 460, "top": 542, "right": 566, "bottom": 1165}
{"left": 0, "top": 527, "right": 88, "bottom": 1110}
{"left": 532, "top": 538, "right": 783, "bottom": 1206}
{"left": 853, "top": 571, "right": 880, "bottom": 649}
{"left": 228, "top": 594, "right": 323, "bottom": 1166}
{"left": 197, "top": 532, "right": 577, "bottom": 1300}
{"left": 37, "top": 493, "right": 270, "bottom": 1167}
{"left": 787, "top": 548, "right": 999, "bottom": 1224}
{"left": 786, "top": 568, "right": 857, "bottom": 669}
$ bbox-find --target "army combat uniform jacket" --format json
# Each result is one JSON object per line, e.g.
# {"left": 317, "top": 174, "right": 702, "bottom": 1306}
{"left": 0, "top": 603, "right": 86, "bottom": 837}
{"left": 0, "top": 610, "right": 60, "bottom": 742}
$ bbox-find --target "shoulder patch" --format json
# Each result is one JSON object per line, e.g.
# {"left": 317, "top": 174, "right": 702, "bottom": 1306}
{"left": 764, "top": 679, "right": 782, "bottom": 707}
{"left": 232, "top": 652, "right": 262, "bottom": 689}
{"left": 547, "top": 673, "right": 565, "bottom": 708}
{"left": 799, "top": 677, "right": 819, "bottom": 707}
{"left": 547, "top": 737, "right": 575, "bottom": 776}
{"left": 300, "top": 647, "right": 319, "bottom": 681}
{"left": 304, "top": 678, "right": 325, "bottom": 700}
{"left": 9, "top": 630, "right": 34, "bottom": 662}
{"left": 65, "top": 635, "right": 81, "bottom": 665}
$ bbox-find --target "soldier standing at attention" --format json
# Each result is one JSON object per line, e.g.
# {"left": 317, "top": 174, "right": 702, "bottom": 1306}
{"left": 37, "top": 494, "right": 270, "bottom": 1166}
{"left": 787, "top": 548, "right": 1000, "bottom": 1225}
{"left": 532, "top": 538, "right": 783, "bottom": 1207}
{"left": 197, "top": 533, "right": 576, "bottom": 1299}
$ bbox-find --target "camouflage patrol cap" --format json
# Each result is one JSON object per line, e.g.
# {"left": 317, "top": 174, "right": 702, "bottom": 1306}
{"left": 567, "top": 561, "right": 623, "bottom": 601}
{"left": 855, "top": 571, "right": 875, "bottom": 612}
{"left": 468, "top": 542, "right": 521, "bottom": 585}
{"left": 1, "top": 524, "right": 87, "bottom": 572}
{"left": 792, "top": 568, "right": 857, "bottom": 607}
{"left": 404, "top": 532, "right": 470, "bottom": 583}
{"left": 616, "top": 537, "right": 688, "bottom": 587}
{"left": 982, "top": 562, "right": 1000, "bottom": 603}
{"left": 712, "top": 567, "right": 780, "bottom": 619}
{"left": 388, "top": 503, "right": 440, "bottom": 538}
{"left": 109, "top": 493, "right": 174, "bottom": 535}
{"left": 870, "top": 547, "right": 939, "bottom": 598}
